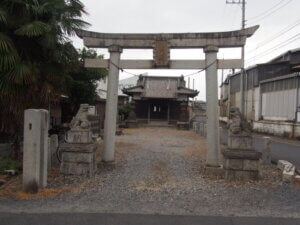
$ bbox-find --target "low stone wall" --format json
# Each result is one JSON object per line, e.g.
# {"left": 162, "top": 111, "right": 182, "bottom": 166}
{"left": 192, "top": 121, "right": 207, "bottom": 137}
{"left": 192, "top": 121, "right": 229, "bottom": 145}
{"left": 253, "top": 120, "right": 300, "bottom": 139}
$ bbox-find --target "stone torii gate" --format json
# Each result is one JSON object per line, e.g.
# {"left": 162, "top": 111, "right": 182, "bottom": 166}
{"left": 76, "top": 26, "right": 259, "bottom": 169}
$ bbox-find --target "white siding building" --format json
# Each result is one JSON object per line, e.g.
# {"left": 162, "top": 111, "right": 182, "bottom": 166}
{"left": 221, "top": 48, "right": 300, "bottom": 139}
{"left": 97, "top": 76, "right": 139, "bottom": 100}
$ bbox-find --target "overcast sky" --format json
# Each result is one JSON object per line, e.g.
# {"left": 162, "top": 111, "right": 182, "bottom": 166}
{"left": 72, "top": 0, "right": 300, "bottom": 101}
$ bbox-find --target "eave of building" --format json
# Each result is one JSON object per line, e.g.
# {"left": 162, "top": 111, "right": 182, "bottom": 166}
{"left": 122, "top": 86, "right": 144, "bottom": 95}
{"left": 177, "top": 87, "right": 199, "bottom": 97}
{"left": 259, "top": 72, "right": 300, "bottom": 84}
{"left": 228, "top": 60, "right": 290, "bottom": 78}
{"left": 139, "top": 97, "right": 177, "bottom": 100}
{"left": 123, "top": 86, "right": 198, "bottom": 97}
{"left": 141, "top": 75, "right": 183, "bottom": 79}
{"left": 270, "top": 47, "right": 300, "bottom": 62}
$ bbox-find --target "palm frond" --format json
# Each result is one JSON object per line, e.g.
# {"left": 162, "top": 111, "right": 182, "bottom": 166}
{"left": 60, "top": 18, "right": 89, "bottom": 35}
{"left": 14, "top": 21, "right": 51, "bottom": 37}
{"left": 0, "top": 53, "right": 18, "bottom": 71}
{"left": 0, "top": 8, "right": 7, "bottom": 24}
{"left": 25, "top": 0, "right": 54, "bottom": 16}
{"left": 0, "top": 33, "right": 18, "bottom": 70}
{"left": 5, "top": 61, "right": 35, "bottom": 85}
{"left": 0, "top": 33, "right": 15, "bottom": 53}
{"left": 67, "top": 0, "right": 88, "bottom": 16}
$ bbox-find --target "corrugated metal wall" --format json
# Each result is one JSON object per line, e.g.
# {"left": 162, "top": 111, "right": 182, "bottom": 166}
{"left": 261, "top": 77, "right": 299, "bottom": 121}
{"left": 230, "top": 74, "right": 241, "bottom": 93}
{"left": 246, "top": 89, "right": 254, "bottom": 120}
{"left": 262, "top": 89, "right": 297, "bottom": 121}
{"left": 254, "top": 87, "right": 260, "bottom": 121}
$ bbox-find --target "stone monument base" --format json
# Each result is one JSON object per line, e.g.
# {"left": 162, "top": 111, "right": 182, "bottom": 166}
{"left": 60, "top": 143, "right": 97, "bottom": 177}
{"left": 222, "top": 149, "right": 262, "bottom": 181}
{"left": 228, "top": 133, "right": 252, "bottom": 150}
{"left": 126, "top": 120, "right": 138, "bottom": 128}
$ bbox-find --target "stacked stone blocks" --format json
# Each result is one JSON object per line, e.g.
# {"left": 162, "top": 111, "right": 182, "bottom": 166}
{"left": 60, "top": 143, "right": 96, "bottom": 176}
{"left": 223, "top": 143, "right": 261, "bottom": 181}
{"left": 60, "top": 104, "right": 98, "bottom": 176}
{"left": 222, "top": 107, "right": 262, "bottom": 181}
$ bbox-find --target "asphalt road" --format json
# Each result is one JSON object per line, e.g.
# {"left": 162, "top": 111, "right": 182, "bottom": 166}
{"left": 221, "top": 127, "right": 300, "bottom": 169}
{"left": 253, "top": 136, "right": 300, "bottom": 169}
{"left": 0, "top": 213, "right": 300, "bottom": 225}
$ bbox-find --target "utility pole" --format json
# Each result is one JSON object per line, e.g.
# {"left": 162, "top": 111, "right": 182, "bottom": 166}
{"left": 226, "top": 0, "right": 246, "bottom": 116}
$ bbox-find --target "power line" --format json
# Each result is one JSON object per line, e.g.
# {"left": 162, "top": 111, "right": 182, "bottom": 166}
{"left": 246, "top": 33, "right": 300, "bottom": 63}
{"left": 247, "top": 0, "right": 287, "bottom": 21}
{"left": 247, "top": 18, "right": 300, "bottom": 54}
{"left": 246, "top": 37, "right": 300, "bottom": 63}
{"left": 248, "top": 0, "right": 293, "bottom": 24}
{"left": 247, "top": 33, "right": 300, "bottom": 61}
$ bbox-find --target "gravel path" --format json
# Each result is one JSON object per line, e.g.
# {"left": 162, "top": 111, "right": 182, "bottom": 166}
{"left": 0, "top": 127, "right": 300, "bottom": 217}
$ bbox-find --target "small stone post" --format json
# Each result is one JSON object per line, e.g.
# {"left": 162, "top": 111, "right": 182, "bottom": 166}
{"left": 204, "top": 46, "right": 220, "bottom": 167}
{"left": 23, "top": 109, "right": 49, "bottom": 192}
{"left": 196, "top": 122, "right": 200, "bottom": 134}
{"left": 261, "top": 137, "right": 271, "bottom": 164}
{"left": 199, "top": 123, "right": 203, "bottom": 136}
{"left": 103, "top": 46, "right": 122, "bottom": 162}
{"left": 50, "top": 134, "right": 59, "bottom": 165}
{"left": 47, "top": 137, "right": 51, "bottom": 171}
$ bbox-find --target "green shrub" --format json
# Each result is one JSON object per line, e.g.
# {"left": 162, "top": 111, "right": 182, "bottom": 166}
{"left": 0, "top": 156, "right": 21, "bottom": 173}
{"left": 119, "top": 103, "right": 134, "bottom": 119}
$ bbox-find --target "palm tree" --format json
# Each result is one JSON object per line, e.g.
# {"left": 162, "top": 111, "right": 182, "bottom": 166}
{"left": 0, "top": 0, "right": 90, "bottom": 158}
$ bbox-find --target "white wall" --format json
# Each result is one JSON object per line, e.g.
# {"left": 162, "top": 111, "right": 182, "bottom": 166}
{"left": 262, "top": 89, "right": 297, "bottom": 121}
{"left": 245, "top": 89, "right": 254, "bottom": 121}
{"left": 118, "top": 76, "right": 139, "bottom": 96}
{"left": 97, "top": 77, "right": 108, "bottom": 99}
{"left": 235, "top": 91, "right": 241, "bottom": 111}
{"left": 254, "top": 87, "right": 260, "bottom": 121}
{"left": 253, "top": 121, "right": 300, "bottom": 138}
{"left": 97, "top": 76, "right": 139, "bottom": 99}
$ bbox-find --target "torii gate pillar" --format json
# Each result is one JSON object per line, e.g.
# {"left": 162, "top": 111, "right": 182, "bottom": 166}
{"left": 204, "top": 46, "right": 220, "bottom": 167}
{"left": 103, "top": 46, "right": 122, "bottom": 162}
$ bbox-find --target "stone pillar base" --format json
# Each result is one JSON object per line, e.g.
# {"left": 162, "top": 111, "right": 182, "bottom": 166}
{"left": 60, "top": 143, "right": 97, "bottom": 177}
{"left": 222, "top": 149, "right": 262, "bottom": 181}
